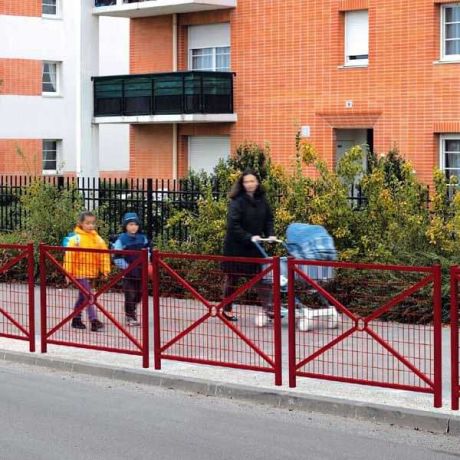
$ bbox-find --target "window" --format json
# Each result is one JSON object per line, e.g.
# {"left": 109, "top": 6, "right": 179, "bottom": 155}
{"left": 190, "top": 46, "right": 231, "bottom": 71}
{"left": 344, "top": 10, "right": 369, "bottom": 66}
{"left": 42, "top": 0, "right": 58, "bottom": 16}
{"left": 42, "top": 140, "right": 60, "bottom": 174}
{"left": 42, "top": 62, "right": 59, "bottom": 95}
{"left": 441, "top": 4, "right": 460, "bottom": 61}
{"left": 440, "top": 134, "right": 460, "bottom": 190}
{"left": 188, "top": 23, "right": 231, "bottom": 71}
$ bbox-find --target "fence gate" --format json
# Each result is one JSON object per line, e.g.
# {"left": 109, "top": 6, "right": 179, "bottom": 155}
{"left": 39, "top": 245, "right": 149, "bottom": 367}
{"left": 288, "top": 260, "right": 443, "bottom": 408}
{"left": 450, "top": 266, "right": 459, "bottom": 410}
{"left": 0, "top": 243, "right": 35, "bottom": 351}
{"left": 153, "top": 251, "right": 282, "bottom": 385}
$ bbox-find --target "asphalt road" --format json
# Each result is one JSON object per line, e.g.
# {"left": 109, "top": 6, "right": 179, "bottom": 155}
{"left": 0, "top": 360, "right": 458, "bottom": 460}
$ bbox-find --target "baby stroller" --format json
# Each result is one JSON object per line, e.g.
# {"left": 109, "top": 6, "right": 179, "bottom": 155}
{"left": 253, "top": 223, "right": 339, "bottom": 331}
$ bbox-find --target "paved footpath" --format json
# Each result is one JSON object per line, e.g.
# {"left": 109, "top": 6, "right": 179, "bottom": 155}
{"left": 1, "top": 288, "right": 459, "bottom": 435}
{"left": 1, "top": 329, "right": 459, "bottom": 436}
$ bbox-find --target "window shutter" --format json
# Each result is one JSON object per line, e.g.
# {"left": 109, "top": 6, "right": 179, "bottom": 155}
{"left": 188, "top": 136, "right": 230, "bottom": 174}
{"left": 188, "top": 23, "right": 230, "bottom": 50}
{"left": 345, "top": 10, "right": 369, "bottom": 64}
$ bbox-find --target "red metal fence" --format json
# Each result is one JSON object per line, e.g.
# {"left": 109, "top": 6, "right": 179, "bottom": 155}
{"left": 288, "top": 260, "right": 443, "bottom": 408}
{"left": 39, "top": 245, "right": 149, "bottom": 367}
{"left": 0, "top": 243, "right": 35, "bottom": 351}
{"left": 451, "top": 266, "right": 460, "bottom": 411}
{"left": 152, "top": 251, "right": 282, "bottom": 385}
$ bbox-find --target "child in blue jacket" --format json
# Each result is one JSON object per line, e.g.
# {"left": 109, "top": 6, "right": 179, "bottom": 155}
{"left": 113, "top": 212, "right": 151, "bottom": 326}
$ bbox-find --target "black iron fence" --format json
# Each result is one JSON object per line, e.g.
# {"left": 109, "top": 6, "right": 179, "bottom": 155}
{"left": 0, "top": 176, "right": 232, "bottom": 242}
{"left": 0, "top": 176, "right": 367, "bottom": 242}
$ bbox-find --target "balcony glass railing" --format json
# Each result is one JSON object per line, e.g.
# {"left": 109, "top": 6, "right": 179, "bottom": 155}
{"left": 93, "top": 71, "right": 234, "bottom": 117}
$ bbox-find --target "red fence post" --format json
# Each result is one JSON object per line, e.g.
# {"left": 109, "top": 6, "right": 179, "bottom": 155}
{"left": 27, "top": 243, "right": 35, "bottom": 352}
{"left": 433, "top": 264, "right": 443, "bottom": 408}
{"left": 39, "top": 244, "right": 47, "bottom": 353}
{"left": 272, "top": 256, "right": 282, "bottom": 386}
{"left": 451, "top": 266, "right": 459, "bottom": 411}
{"left": 152, "top": 250, "right": 161, "bottom": 370}
{"left": 141, "top": 248, "right": 149, "bottom": 369}
{"left": 288, "top": 257, "right": 296, "bottom": 388}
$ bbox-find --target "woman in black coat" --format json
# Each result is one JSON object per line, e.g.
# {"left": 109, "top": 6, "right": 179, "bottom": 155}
{"left": 222, "top": 169, "right": 276, "bottom": 321}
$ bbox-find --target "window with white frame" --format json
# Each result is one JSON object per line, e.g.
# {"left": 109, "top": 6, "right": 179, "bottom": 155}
{"left": 42, "top": 0, "right": 58, "bottom": 16}
{"left": 344, "top": 10, "right": 369, "bottom": 66}
{"left": 42, "top": 62, "right": 59, "bottom": 94}
{"left": 441, "top": 4, "right": 460, "bottom": 61}
{"left": 188, "top": 23, "right": 231, "bottom": 71}
{"left": 440, "top": 135, "right": 460, "bottom": 186}
{"left": 42, "top": 140, "right": 60, "bottom": 174}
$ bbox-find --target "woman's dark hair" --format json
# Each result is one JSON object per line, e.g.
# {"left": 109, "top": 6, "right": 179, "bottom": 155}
{"left": 228, "top": 169, "right": 265, "bottom": 199}
{"left": 77, "top": 211, "right": 96, "bottom": 224}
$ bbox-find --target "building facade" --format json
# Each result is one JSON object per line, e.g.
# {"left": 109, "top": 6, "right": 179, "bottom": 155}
{"left": 0, "top": 0, "right": 129, "bottom": 177}
{"left": 93, "top": 0, "right": 460, "bottom": 186}
{"left": 1, "top": 1, "right": 459, "bottom": 183}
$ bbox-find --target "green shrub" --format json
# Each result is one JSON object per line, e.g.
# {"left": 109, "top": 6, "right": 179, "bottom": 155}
{"left": 19, "top": 179, "right": 84, "bottom": 246}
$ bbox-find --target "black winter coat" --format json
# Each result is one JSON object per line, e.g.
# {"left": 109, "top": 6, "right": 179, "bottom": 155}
{"left": 223, "top": 193, "right": 274, "bottom": 260}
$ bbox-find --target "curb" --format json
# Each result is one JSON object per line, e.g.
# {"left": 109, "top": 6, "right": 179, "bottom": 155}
{"left": 1, "top": 349, "right": 459, "bottom": 436}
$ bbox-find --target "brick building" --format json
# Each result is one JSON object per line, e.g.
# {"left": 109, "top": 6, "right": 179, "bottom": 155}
{"left": 1, "top": 1, "right": 459, "bottom": 183}
{"left": 92, "top": 0, "right": 460, "bottom": 185}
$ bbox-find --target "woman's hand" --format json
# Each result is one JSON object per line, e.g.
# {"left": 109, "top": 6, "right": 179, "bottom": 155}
{"left": 251, "top": 235, "right": 262, "bottom": 242}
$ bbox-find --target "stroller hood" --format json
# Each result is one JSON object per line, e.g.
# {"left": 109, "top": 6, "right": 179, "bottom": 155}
{"left": 286, "top": 223, "right": 337, "bottom": 261}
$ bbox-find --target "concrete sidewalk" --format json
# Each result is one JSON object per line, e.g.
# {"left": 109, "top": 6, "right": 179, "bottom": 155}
{"left": 1, "top": 285, "right": 459, "bottom": 435}
{"left": 0, "top": 335, "right": 459, "bottom": 436}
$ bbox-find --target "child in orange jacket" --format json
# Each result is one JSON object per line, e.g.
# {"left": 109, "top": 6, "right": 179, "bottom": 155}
{"left": 63, "top": 211, "right": 111, "bottom": 332}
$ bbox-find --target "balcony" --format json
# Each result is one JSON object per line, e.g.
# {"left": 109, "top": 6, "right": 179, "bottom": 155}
{"left": 93, "top": 0, "right": 236, "bottom": 18}
{"left": 92, "top": 71, "right": 237, "bottom": 124}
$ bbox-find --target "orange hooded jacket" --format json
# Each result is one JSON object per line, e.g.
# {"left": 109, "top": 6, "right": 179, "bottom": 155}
{"left": 63, "top": 226, "right": 111, "bottom": 279}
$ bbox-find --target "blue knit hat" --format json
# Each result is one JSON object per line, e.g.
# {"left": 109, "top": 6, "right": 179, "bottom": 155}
{"left": 122, "top": 212, "right": 140, "bottom": 226}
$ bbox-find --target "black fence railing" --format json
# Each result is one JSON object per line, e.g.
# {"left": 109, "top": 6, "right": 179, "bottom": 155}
{"left": 93, "top": 71, "right": 234, "bottom": 117}
{"left": 0, "top": 176, "right": 369, "bottom": 243}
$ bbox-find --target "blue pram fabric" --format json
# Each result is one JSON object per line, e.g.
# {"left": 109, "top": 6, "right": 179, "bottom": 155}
{"left": 286, "top": 223, "right": 337, "bottom": 261}
{"left": 285, "top": 223, "right": 336, "bottom": 282}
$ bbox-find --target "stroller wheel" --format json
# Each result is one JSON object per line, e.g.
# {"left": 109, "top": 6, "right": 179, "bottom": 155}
{"left": 255, "top": 313, "right": 269, "bottom": 328}
{"left": 327, "top": 309, "right": 339, "bottom": 329}
{"left": 298, "top": 318, "right": 311, "bottom": 332}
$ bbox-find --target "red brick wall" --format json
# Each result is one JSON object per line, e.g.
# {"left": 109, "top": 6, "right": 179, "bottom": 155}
{"left": 0, "top": 59, "right": 42, "bottom": 95}
{"left": 128, "top": 1, "right": 460, "bottom": 184}
{"left": 0, "top": 0, "right": 41, "bottom": 17}
{"left": 0, "top": 139, "right": 42, "bottom": 174}
{"left": 129, "top": 125, "right": 173, "bottom": 178}
{"left": 130, "top": 16, "right": 174, "bottom": 73}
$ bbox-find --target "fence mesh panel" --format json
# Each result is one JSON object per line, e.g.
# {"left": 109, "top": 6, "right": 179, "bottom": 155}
{"left": 154, "top": 253, "right": 281, "bottom": 382}
{"left": 289, "top": 260, "right": 442, "bottom": 406}
{"left": 40, "top": 246, "right": 148, "bottom": 366}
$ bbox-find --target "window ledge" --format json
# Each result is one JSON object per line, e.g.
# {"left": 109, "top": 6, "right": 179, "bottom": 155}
{"left": 42, "top": 93, "right": 62, "bottom": 98}
{"left": 338, "top": 64, "right": 369, "bottom": 69}
{"left": 42, "top": 15, "right": 62, "bottom": 20}
{"left": 433, "top": 59, "right": 460, "bottom": 65}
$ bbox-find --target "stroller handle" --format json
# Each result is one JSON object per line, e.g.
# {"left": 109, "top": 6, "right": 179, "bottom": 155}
{"left": 252, "top": 238, "right": 288, "bottom": 258}
{"left": 257, "top": 237, "right": 284, "bottom": 243}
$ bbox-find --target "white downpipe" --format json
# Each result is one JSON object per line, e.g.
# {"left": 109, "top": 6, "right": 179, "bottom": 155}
{"left": 172, "top": 123, "right": 178, "bottom": 180}
{"left": 172, "top": 13, "right": 178, "bottom": 71}
{"left": 172, "top": 14, "right": 178, "bottom": 179}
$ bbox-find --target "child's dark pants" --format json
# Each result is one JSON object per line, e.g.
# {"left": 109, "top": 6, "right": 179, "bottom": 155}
{"left": 123, "top": 276, "right": 142, "bottom": 317}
